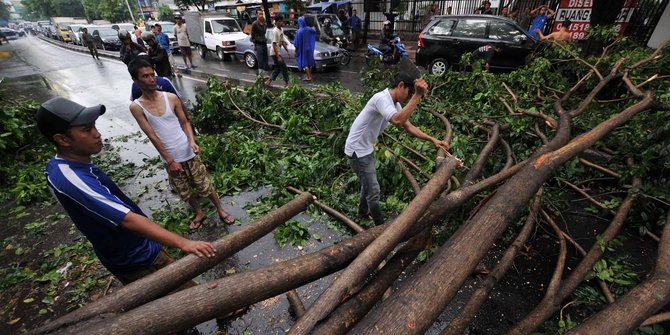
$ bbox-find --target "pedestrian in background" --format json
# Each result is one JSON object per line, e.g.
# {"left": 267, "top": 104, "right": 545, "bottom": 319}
{"left": 134, "top": 25, "right": 146, "bottom": 49}
{"left": 119, "top": 29, "right": 146, "bottom": 65}
{"left": 81, "top": 27, "right": 99, "bottom": 60}
{"left": 174, "top": 16, "right": 196, "bottom": 69}
{"left": 251, "top": 9, "right": 269, "bottom": 80}
{"left": 471, "top": 43, "right": 502, "bottom": 71}
{"left": 517, "top": 7, "right": 531, "bottom": 29}
{"left": 339, "top": 9, "right": 350, "bottom": 40}
{"left": 267, "top": 14, "right": 290, "bottom": 87}
{"left": 36, "top": 96, "right": 216, "bottom": 285}
{"left": 154, "top": 23, "right": 178, "bottom": 77}
{"left": 349, "top": 9, "right": 361, "bottom": 49}
{"left": 535, "top": 19, "right": 572, "bottom": 42}
{"left": 294, "top": 16, "right": 316, "bottom": 82}
{"left": 141, "top": 32, "right": 172, "bottom": 77}
{"left": 528, "top": 4, "right": 555, "bottom": 39}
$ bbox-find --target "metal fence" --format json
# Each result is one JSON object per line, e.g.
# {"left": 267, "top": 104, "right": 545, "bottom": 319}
{"left": 347, "top": 0, "right": 666, "bottom": 47}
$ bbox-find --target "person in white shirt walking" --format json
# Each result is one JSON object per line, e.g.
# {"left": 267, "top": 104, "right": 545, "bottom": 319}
{"left": 266, "top": 14, "right": 290, "bottom": 87}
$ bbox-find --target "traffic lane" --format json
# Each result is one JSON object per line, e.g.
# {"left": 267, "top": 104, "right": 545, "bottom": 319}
{"left": 173, "top": 48, "right": 364, "bottom": 92}
{"left": 6, "top": 37, "right": 206, "bottom": 126}
{"left": 1, "top": 36, "right": 210, "bottom": 214}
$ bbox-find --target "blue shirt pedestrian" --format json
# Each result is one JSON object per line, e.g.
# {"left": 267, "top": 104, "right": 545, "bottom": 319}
{"left": 155, "top": 31, "right": 171, "bottom": 54}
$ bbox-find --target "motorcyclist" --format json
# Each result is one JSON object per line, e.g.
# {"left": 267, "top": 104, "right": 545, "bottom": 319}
{"left": 379, "top": 20, "right": 394, "bottom": 55}
{"left": 141, "top": 31, "right": 172, "bottom": 77}
{"left": 320, "top": 18, "right": 335, "bottom": 44}
{"left": 119, "top": 29, "right": 146, "bottom": 65}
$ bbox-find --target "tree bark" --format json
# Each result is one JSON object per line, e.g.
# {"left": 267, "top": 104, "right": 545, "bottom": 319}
{"left": 287, "top": 290, "right": 306, "bottom": 318}
{"left": 463, "top": 123, "right": 500, "bottom": 185}
{"left": 29, "top": 192, "right": 314, "bottom": 335}
{"left": 286, "top": 186, "right": 364, "bottom": 233}
{"left": 442, "top": 189, "right": 542, "bottom": 335}
{"left": 350, "top": 88, "right": 655, "bottom": 334}
{"left": 568, "top": 211, "right": 670, "bottom": 335}
{"left": 313, "top": 227, "right": 432, "bottom": 334}
{"left": 288, "top": 157, "right": 461, "bottom": 335}
{"left": 56, "top": 224, "right": 388, "bottom": 334}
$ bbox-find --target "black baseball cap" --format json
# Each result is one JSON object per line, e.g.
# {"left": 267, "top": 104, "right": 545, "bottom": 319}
{"left": 36, "top": 97, "right": 105, "bottom": 141}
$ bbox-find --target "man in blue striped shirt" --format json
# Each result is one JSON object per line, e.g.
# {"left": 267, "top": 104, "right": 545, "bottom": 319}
{"left": 37, "top": 96, "right": 216, "bottom": 284}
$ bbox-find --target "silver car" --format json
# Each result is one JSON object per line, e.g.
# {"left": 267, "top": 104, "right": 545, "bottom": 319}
{"left": 235, "top": 27, "right": 342, "bottom": 70}
{"left": 67, "top": 24, "right": 97, "bottom": 45}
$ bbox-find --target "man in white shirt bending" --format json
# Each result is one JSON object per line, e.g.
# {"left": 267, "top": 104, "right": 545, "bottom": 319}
{"left": 344, "top": 73, "right": 449, "bottom": 225}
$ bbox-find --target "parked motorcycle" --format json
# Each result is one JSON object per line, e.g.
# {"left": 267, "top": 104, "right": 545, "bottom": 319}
{"left": 365, "top": 36, "right": 409, "bottom": 65}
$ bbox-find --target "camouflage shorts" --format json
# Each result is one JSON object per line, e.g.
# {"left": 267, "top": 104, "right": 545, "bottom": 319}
{"left": 166, "top": 155, "right": 215, "bottom": 202}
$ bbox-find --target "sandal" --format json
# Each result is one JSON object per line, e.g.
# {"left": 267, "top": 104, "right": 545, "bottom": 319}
{"left": 189, "top": 216, "right": 206, "bottom": 232}
{"left": 220, "top": 213, "right": 235, "bottom": 225}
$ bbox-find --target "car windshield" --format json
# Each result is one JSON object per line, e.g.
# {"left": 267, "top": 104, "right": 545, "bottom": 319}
{"left": 211, "top": 19, "right": 241, "bottom": 33}
{"left": 159, "top": 23, "right": 175, "bottom": 33}
{"left": 318, "top": 15, "right": 344, "bottom": 35}
{"left": 98, "top": 29, "right": 118, "bottom": 37}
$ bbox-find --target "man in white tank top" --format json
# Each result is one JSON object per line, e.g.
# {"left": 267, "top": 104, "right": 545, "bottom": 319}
{"left": 127, "top": 58, "right": 235, "bottom": 230}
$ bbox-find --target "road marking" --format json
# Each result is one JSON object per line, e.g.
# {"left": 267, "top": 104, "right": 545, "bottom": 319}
{"left": 180, "top": 75, "right": 206, "bottom": 83}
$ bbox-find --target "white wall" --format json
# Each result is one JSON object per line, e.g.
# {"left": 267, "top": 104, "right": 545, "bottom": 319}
{"left": 648, "top": 2, "right": 670, "bottom": 48}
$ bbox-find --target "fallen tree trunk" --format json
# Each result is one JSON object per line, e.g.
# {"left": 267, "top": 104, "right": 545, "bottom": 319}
{"left": 29, "top": 192, "right": 314, "bottom": 335}
{"left": 568, "top": 211, "right": 670, "bottom": 335}
{"left": 350, "top": 65, "right": 656, "bottom": 334}
{"left": 312, "top": 227, "right": 432, "bottom": 334}
{"left": 55, "top": 224, "right": 388, "bottom": 334}
{"left": 288, "top": 157, "right": 461, "bottom": 335}
{"left": 442, "top": 189, "right": 542, "bottom": 335}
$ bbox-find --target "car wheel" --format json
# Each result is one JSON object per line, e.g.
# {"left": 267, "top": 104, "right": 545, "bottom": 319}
{"left": 216, "top": 47, "right": 225, "bottom": 61}
{"left": 429, "top": 58, "right": 449, "bottom": 76}
{"left": 244, "top": 52, "right": 257, "bottom": 69}
{"left": 197, "top": 45, "right": 207, "bottom": 59}
{"left": 339, "top": 50, "right": 351, "bottom": 66}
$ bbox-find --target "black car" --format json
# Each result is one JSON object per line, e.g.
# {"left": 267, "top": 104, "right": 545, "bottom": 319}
{"left": 416, "top": 15, "right": 538, "bottom": 75}
{"left": 92, "top": 27, "right": 122, "bottom": 51}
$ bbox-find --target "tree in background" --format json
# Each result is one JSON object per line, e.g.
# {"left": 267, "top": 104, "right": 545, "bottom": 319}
{"left": 83, "top": 0, "right": 137, "bottom": 23}
{"left": 157, "top": 4, "right": 174, "bottom": 22}
{"left": 0, "top": 2, "right": 10, "bottom": 21}
{"left": 22, "top": 0, "right": 85, "bottom": 19}
{"left": 175, "top": 0, "right": 208, "bottom": 12}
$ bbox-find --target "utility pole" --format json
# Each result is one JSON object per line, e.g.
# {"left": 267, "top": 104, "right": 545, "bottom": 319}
{"left": 124, "top": 0, "right": 136, "bottom": 22}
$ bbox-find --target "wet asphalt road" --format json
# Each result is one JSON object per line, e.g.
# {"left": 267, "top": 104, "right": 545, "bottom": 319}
{"left": 0, "top": 36, "right": 358, "bottom": 334}
{"left": 0, "top": 36, "right": 465, "bottom": 335}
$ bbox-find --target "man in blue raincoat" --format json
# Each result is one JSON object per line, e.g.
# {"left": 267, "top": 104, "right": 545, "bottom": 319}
{"left": 294, "top": 16, "right": 316, "bottom": 82}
